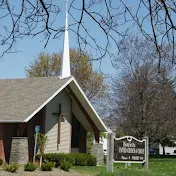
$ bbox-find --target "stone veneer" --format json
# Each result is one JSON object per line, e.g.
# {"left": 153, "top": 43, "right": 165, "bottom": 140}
{"left": 10, "top": 137, "right": 29, "bottom": 164}
{"left": 90, "top": 143, "right": 104, "bottom": 165}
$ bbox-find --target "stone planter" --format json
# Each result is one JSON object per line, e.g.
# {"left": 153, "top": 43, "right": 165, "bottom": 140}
{"left": 90, "top": 143, "right": 104, "bottom": 165}
{"left": 9, "top": 137, "right": 29, "bottom": 164}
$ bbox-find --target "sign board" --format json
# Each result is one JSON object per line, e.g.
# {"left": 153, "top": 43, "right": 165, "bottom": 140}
{"left": 114, "top": 136, "right": 146, "bottom": 163}
{"left": 35, "top": 125, "right": 40, "bottom": 133}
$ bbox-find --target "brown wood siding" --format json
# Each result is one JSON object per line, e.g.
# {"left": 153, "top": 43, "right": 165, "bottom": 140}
{"left": 79, "top": 124, "right": 87, "bottom": 153}
{"left": 27, "top": 108, "right": 45, "bottom": 161}
{"left": 3, "top": 124, "right": 14, "bottom": 163}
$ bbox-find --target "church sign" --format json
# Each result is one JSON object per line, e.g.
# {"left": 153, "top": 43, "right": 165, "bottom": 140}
{"left": 114, "top": 136, "right": 146, "bottom": 163}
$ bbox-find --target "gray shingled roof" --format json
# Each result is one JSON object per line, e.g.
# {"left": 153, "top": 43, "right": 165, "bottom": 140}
{"left": 0, "top": 76, "right": 72, "bottom": 121}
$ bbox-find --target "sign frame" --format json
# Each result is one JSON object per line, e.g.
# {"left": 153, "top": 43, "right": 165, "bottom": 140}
{"left": 113, "top": 135, "right": 146, "bottom": 164}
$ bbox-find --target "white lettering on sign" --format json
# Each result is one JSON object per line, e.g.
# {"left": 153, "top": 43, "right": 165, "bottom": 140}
{"left": 119, "top": 147, "right": 144, "bottom": 154}
{"left": 123, "top": 141, "right": 136, "bottom": 147}
{"left": 122, "top": 156, "right": 128, "bottom": 160}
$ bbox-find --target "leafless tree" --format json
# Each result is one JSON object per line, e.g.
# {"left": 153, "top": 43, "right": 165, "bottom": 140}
{"left": 112, "top": 37, "right": 176, "bottom": 144}
{"left": 0, "top": 0, "right": 176, "bottom": 68}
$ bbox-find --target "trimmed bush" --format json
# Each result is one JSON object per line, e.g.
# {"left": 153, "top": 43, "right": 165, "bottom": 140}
{"left": 3, "top": 163, "right": 20, "bottom": 173}
{"left": 41, "top": 162, "right": 54, "bottom": 171}
{"left": 60, "top": 160, "right": 72, "bottom": 172}
{"left": 72, "top": 153, "right": 97, "bottom": 166}
{"left": 73, "top": 153, "right": 88, "bottom": 166}
{"left": 0, "top": 158, "right": 3, "bottom": 165}
{"left": 104, "top": 155, "right": 107, "bottom": 164}
{"left": 24, "top": 162, "right": 37, "bottom": 171}
{"left": 37, "top": 152, "right": 96, "bottom": 167}
{"left": 87, "top": 155, "right": 97, "bottom": 166}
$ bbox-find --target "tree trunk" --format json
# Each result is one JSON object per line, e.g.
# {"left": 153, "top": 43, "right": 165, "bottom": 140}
{"left": 163, "top": 146, "right": 165, "bottom": 155}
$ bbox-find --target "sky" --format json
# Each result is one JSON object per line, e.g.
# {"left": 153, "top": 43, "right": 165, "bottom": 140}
{"left": 0, "top": 0, "right": 117, "bottom": 79}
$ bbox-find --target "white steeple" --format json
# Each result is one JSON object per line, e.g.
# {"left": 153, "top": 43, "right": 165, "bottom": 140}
{"left": 60, "top": 0, "right": 71, "bottom": 79}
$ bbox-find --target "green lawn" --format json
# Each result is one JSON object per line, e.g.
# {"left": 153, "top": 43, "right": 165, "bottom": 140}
{"left": 72, "top": 158, "right": 176, "bottom": 176}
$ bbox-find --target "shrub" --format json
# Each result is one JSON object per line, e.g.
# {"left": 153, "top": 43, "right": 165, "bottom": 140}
{"left": 37, "top": 152, "right": 96, "bottom": 167}
{"left": 72, "top": 153, "right": 96, "bottom": 166}
{"left": 0, "top": 158, "right": 3, "bottom": 165}
{"left": 41, "top": 162, "right": 54, "bottom": 171}
{"left": 3, "top": 163, "right": 20, "bottom": 173}
{"left": 60, "top": 160, "right": 72, "bottom": 172}
{"left": 87, "top": 155, "right": 97, "bottom": 166}
{"left": 24, "top": 162, "right": 37, "bottom": 171}
{"left": 73, "top": 153, "right": 88, "bottom": 166}
{"left": 104, "top": 155, "right": 107, "bottom": 164}
{"left": 38, "top": 153, "right": 75, "bottom": 167}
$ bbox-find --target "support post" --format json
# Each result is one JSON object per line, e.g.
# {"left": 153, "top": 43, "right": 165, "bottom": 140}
{"left": 106, "top": 132, "right": 114, "bottom": 173}
{"left": 33, "top": 131, "right": 38, "bottom": 163}
{"left": 95, "top": 131, "right": 100, "bottom": 144}
{"left": 142, "top": 136, "right": 149, "bottom": 170}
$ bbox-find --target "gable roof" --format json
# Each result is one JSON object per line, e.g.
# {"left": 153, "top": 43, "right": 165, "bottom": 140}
{"left": 0, "top": 76, "right": 107, "bottom": 132}
{"left": 0, "top": 76, "right": 72, "bottom": 122}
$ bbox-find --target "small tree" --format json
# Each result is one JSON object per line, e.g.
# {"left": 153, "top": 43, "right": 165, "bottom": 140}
{"left": 86, "top": 132, "right": 106, "bottom": 152}
{"left": 34, "top": 133, "right": 48, "bottom": 166}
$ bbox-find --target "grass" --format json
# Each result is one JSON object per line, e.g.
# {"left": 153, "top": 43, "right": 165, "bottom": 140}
{"left": 72, "top": 158, "right": 176, "bottom": 176}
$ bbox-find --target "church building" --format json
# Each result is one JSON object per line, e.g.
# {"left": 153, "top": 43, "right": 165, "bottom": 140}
{"left": 0, "top": 0, "right": 107, "bottom": 164}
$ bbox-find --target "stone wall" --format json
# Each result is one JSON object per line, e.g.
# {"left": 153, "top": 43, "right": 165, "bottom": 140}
{"left": 90, "top": 143, "right": 104, "bottom": 165}
{"left": 10, "top": 137, "right": 29, "bottom": 164}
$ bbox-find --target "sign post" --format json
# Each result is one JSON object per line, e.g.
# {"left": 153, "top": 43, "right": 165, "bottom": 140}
{"left": 142, "top": 136, "right": 149, "bottom": 170}
{"left": 33, "top": 125, "right": 40, "bottom": 163}
{"left": 106, "top": 132, "right": 114, "bottom": 173}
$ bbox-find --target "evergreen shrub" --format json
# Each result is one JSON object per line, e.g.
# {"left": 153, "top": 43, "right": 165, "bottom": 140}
{"left": 3, "top": 163, "right": 20, "bottom": 173}
{"left": 41, "top": 162, "right": 54, "bottom": 171}
{"left": 60, "top": 160, "right": 72, "bottom": 171}
{"left": 24, "top": 162, "right": 37, "bottom": 171}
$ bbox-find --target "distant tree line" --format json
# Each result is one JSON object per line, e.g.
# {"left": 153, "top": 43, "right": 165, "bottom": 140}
{"left": 111, "top": 36, "right": 176, "bottom": 149}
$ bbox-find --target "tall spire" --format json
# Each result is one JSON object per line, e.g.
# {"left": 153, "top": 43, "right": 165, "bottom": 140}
{"left": 60, "top": 0, "right": 71, "bottom": 79}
